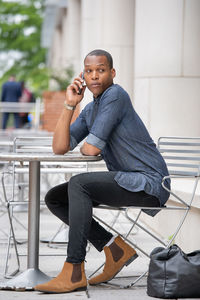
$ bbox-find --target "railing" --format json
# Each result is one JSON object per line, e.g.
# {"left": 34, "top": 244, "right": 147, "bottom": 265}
{"left": 0, "top": 98, "right": 43, "bottom": 129}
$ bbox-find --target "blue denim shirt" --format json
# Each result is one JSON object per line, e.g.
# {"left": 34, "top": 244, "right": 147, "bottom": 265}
{"left": 70, "top": 84, "right": 170, "bottom": 216}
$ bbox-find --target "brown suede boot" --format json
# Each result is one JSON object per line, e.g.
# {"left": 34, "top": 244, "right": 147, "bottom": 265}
{"left": 34, "top": 261, "right": 87, "bottom": 293}
{"left": 89, "top": 236, "right": 138, "bottom": 285}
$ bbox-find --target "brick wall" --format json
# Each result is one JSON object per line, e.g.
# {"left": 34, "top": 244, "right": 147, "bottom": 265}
{"left": 42, "top": 91, "right": 79, "bottom": 132}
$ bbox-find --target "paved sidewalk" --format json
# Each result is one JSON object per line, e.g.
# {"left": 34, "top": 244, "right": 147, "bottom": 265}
{"left": 0, "top": 204, "right": 191, "bottom": 300}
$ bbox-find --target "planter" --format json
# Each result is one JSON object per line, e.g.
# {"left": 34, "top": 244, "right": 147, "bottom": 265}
{"left": 42, "top": 91, "right": 79, "bottom": 132}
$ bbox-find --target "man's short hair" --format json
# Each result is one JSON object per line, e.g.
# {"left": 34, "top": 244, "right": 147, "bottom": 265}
{"left": 84, "top": 49, "right": 113, "bottom": 69}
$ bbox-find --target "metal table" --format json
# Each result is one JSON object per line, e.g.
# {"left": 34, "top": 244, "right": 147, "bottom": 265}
{"left": 0, "top": 152, "right": 101, "bottom": 290}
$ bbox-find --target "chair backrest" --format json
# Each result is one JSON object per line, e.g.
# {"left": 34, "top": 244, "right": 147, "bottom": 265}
{"left": 158, "top": 137, "right": 200, "bottom": 176}
{"left": 13, "top": 136, "right": 53, "bottom": 153}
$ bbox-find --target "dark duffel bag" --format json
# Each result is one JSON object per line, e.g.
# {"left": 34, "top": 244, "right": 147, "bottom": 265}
{"left": 147, "top": 244, "right": 200, "bottom": 298}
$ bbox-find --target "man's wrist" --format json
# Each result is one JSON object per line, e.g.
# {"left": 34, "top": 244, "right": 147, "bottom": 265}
{"left": 64, "top": 101, "right": 76, "bottom": 111}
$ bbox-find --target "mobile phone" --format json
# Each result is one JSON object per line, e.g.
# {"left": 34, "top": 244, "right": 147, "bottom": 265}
{"left": 78, "top": 71, "right": 85, "bottom": 95}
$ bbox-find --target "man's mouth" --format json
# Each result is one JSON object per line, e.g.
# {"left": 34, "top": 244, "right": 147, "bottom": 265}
{"left": 91, "top": 83, "right": 101, "bottom": 87}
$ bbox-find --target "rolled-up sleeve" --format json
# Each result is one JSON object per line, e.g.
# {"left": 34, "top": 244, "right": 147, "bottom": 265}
{"left": 86, "top": 133, "right": 106, "bottom": 150}
{"left": 69, "top": 108, "right": 89, "bottom": 150}
{"left": 86, "top": 87, "right": 124, "bottom": 149}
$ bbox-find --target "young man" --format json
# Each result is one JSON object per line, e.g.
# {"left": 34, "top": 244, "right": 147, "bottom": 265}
{"left": 35, "top": 49, "right": 170, "bottom": 294}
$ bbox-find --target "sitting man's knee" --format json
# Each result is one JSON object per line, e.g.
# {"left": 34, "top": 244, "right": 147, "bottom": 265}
{"left": 68, "top": 173, "right": 89, "bottom": 191}
{"left": 69, "top": 173, "right": 83, "bottom": 186}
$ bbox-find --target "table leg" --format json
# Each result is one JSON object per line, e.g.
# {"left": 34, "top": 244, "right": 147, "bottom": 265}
{"left": 0, "top": 161, "right": 51, "bottom": 290}
{"left": 28, "top": 160, "right": 40, "bottom": 269}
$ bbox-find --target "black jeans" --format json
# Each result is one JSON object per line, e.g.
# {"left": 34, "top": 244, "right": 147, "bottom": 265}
{"left": 45, "top": 171, "right": 160, "bottom": 263}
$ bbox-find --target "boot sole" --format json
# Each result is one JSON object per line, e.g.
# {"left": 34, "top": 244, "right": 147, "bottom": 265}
{"left": 89, "top": 252, "right": 138, "bottom": 285}
{"left": 35, "top": 286, "right": 87, "bottom": 294}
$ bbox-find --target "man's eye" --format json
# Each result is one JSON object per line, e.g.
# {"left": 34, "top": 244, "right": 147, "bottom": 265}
{"left": 99, "top": 69, "right": 104, "bottom": 73}
{"left": 86, "top": 70, "right": 91, "bottom": 73}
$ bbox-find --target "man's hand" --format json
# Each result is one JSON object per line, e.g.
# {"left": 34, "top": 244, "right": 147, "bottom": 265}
{"left": 65, "top": 73, "right": 86, "bottom": 107}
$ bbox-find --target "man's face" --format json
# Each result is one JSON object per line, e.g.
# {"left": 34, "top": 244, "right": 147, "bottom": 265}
{"left": 84, "top": 55, "right": 116, "bottom": 98}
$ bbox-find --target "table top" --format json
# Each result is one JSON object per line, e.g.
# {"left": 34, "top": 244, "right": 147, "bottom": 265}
{"left": 0, "top": 151, "right": 102, "bottom": 162}
{"left": 0, "top": 141, "right": 13, "bottom": 146}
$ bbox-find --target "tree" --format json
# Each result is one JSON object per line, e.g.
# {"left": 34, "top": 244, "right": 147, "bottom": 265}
{"left": 0, "top": 0, "right": 49, "bottom": 96}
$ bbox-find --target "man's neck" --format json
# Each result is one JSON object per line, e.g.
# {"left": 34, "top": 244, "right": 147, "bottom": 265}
{"left": 93, "top": 83, "right": 114, "bottom": 99}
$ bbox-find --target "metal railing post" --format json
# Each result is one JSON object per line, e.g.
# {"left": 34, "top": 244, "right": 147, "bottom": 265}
{"left": 34, "top": 98, "right": 41, "bottom": 130}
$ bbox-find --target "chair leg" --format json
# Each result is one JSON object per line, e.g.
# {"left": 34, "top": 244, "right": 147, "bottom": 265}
{"left": 93, "top": 211, "right": 148, "bottom": 257}
{"left": 101, "top": 270, "right": 148, "bottom": 289}
{"left": 0, "top": 207, "right": 8, "bottom": 239}
{"left": 125, "top": 208, "right": 167, "bottom": 247}
{"left": 4, "top": 205, "right": 20, "bottom": 278}
{"left": 2, "top": 175, "right": 21, "bottom": 277}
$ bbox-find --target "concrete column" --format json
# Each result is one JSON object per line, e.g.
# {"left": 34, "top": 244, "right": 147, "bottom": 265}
{"left": 81, "top": 0, "right": 135, "bottom": 106}
{"left": 65, "top": 0, "right": 81, "bottom": 74}
{"left": 49, "top": 0, "right": 81, "bottom": 74}
{"left": 133, "top": 0, "right": 200, "bottom": 141}
{"left": 50, "top": 27, "right": 62, "bottom": 69}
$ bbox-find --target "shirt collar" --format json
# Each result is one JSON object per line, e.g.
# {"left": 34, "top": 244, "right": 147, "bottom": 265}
{"left": 93, "top": 93, "right": 103, "bottom": 104}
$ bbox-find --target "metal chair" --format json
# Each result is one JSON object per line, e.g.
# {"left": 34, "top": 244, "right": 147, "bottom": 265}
{"left": 0, "top": 134, "right": 13, "bottom": 245}
{"left": 90, "top": 136, "right": 200, "bottom": 288}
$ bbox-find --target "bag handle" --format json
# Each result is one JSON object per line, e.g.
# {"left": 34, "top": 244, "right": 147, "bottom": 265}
{"left": 168, "top": 244, "right": 189, "bottom": 261}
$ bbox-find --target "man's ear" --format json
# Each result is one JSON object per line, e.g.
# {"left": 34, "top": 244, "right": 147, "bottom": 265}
{"left": 111, "top": 68, "right": 116, "bottom": 79}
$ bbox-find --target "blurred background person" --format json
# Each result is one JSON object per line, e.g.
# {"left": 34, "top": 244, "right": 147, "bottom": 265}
{"left": 1, "top": 74, "right": 22, "bottom": 129}
{"left": 19, "top": 81, "right": 33, "bottom": 128}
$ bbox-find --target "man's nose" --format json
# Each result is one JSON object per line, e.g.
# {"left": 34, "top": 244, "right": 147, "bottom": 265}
{"left": 91, "top": 71, "right": 99, "bottom": 80}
